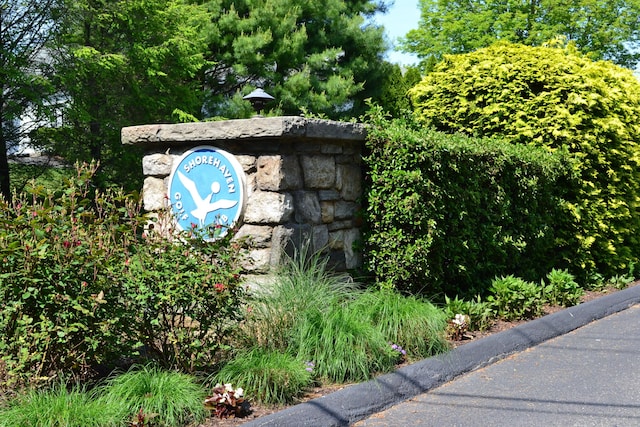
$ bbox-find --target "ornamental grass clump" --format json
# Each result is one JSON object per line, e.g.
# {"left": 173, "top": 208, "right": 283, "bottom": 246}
{"left": 100, "top": 365, "right": 207, "bottom": 427}
{"left": 215, "top": 348, "right": 313, "bottom": 406}
{"left": 0, "top": 382, "right": 125, "bottom": 427}
{"left": 349, "top": 289, "right": 450, "bottom": 360}
{"left": 294, "top": 302, "right": 398, "bottom": 383}
{"left": 239, "top": 246, "right": 360, "bottom": 352}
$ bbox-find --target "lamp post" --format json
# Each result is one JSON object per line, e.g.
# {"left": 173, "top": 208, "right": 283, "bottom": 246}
{"left": 243, "top": 88, "right": 275, "bottom": 116}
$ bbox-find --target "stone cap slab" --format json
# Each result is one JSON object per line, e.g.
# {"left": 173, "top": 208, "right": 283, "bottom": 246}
{"left": 121, "top": 116, "right": 367, "bottom": 146}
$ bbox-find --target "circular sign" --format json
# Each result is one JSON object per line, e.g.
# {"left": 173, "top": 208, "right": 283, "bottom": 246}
{"left": 168, "top": 146, "right": 246, "bottom": 238}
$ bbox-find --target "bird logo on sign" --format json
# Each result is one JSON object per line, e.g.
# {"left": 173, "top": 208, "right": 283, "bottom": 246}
{"left": 176, "top": 171, "right": 238, "bottom": 227}
{"left": 168, "top": 146, "right": 246, "bottom": 238}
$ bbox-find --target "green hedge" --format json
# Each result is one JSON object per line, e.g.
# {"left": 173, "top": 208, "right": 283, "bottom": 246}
{"left": 363, "top": 108, "right": 579, "bottom": 296}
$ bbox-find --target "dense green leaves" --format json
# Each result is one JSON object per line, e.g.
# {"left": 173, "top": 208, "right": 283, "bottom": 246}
{"left": 0, "top": 163, "right": 245, "bottom": 387}
{"left": 363, "top": 107, "right": 577, "bottom": 295}
{"left": 201, "top": 0, "right": 389, "bottom": 119}
{"left": 403, "top": 0, "right": 640, "bottom": 69}
{"left": 32, "top": 0, "right": 210, "bottom": 190}
{"left": 410, "top": 42, "right": 640, "bottom": 280}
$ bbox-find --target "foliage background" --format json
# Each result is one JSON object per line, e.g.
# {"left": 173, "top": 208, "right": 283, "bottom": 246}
{"left": 403, "top": 0, "right": 640, "bottom": 69}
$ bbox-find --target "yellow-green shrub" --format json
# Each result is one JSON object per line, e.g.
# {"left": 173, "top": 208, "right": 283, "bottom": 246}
{"left": 410, "top": 41, "right": 640, "bottom": 280}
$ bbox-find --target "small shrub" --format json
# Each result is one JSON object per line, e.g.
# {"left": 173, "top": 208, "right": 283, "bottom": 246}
{"left": 215, "top": 348, "right": 313, "bottom": 406}
{"left": 350, "top": 289, "right": 450, "bottom": 359}
{"left": 204, "top": 383, "right": 247, "bottom": 419}
{"left": 0, "top": 162, "right": 246, "bottom": 387}
{"left": 0, "top": 162, "right": 143, "bottom": 387}
{"left": 444, "top": 295, "right": 494, "bottom": 331}
{"left": 542, "top": 269, "right": 583, "bottom": 307}
{"left": 0, "top": 382, "right": 125, "bottom": 427}
{"left": 101, "top": 365, "right": 207, "bottom": 427}
{"left": 487, "top": 275, "right": 544, "bottom": 321}
{"left": 120, "top": 218, "right": 245, "bottom": 372}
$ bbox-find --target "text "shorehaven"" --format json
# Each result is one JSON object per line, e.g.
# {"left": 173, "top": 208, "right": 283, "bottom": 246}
{"left": 184, "top": 154, "right": 236, "bottom": 193}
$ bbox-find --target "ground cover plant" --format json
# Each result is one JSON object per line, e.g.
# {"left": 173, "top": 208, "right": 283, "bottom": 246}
{"left": 219, "top": 249, "right": 451, "bottom": 404}
{"left": 100, "top": 365, "right": 208, "bottom": 426}
{"left": 349, "top": 288, "right": 450, "bottom": 359}
{"left": 0, "top": 382, "right": 124, "bottom": 427}
{"left": 445, "top": 269, "right": 587, "bottom": 326}
{"left": 215, "top": 348, "right": 313, "bottom": 405}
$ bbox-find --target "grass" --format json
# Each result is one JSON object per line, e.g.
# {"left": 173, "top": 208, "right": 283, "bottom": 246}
{"left": 240, "top": 247, "right": 361, "bottom": 352}
{"left": 100, "top": 365, "right": 207, "bottom": 426}
{"left": 8, "top": 162, "right": 73, "bottom": 194}
{"left": 351, "top": 288, "right": 451, "bottom": 360}
{"left": 239, "top": 248, "right": 450, "bottom": 387}
{"left": 294, "top": 301, "right": 398, "bottom": 383}
{"left": 215, "top": 348, "right": 313, "bottom": 405}
{"left": 0, "top": 382, "right": 124, "bottom": 427}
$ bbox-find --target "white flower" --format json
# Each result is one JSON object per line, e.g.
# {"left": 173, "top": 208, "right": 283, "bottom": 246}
{"left": 452, "top": 313, "right": 469, "bottom": 327}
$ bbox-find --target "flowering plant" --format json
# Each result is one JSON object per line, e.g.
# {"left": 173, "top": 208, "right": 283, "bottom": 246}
{"left": 448, "top": 313, "right": 470, "bottom": 340}
{"left": 389, "top": 343, "right": 407, "bottom": 362}
{"left": 204, "top": 383, "right": 247, "bottom": 419}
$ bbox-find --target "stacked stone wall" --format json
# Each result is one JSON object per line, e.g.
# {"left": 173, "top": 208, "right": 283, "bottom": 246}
{"left": 122, "top": 116, "right": 366, "bottom": 281}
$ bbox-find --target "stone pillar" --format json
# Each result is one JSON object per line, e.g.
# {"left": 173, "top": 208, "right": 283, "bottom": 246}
{"left": 122, "top": 116, "right": 366, "bottom": 280}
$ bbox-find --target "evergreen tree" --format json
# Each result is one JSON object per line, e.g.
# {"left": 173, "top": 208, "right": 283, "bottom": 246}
{"left": 37, "top": 0, "right": 210, "bottom": 189}
{"left": 201, "top": 0, "right": 389, "bottom": 119}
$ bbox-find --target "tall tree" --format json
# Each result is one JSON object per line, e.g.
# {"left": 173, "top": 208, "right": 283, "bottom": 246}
{"left": 403, "top": 0, "right": 640, "bottom": 69}
{"left": 377, "top": 64, "right": 422, "bottom": 118}
{"left": 36, "top": 0, "right": 210, "bottom": 189}
{"left": 201, "top": 0, "right": 390, "bottom": 120}
{"left": 0, "top": 0, "right": 59, "bottom": 200}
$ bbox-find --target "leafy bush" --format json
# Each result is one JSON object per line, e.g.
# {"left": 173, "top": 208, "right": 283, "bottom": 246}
{"left": 363, "top": 106, "right": 576, "bottom": 296}
{"left": 0, "top": 163, "right": 245, "bottom": 388}
{"left": 119, "top": 219, "right": 244, "bottom": 372}
{"left": 410, "top": 41, "right": 640, "bottom": 280}
{"left": 100, "top": 365, "right": 207, "bottom": 427}
{"left": 487, "top": 275, "right": 545, "bottom": 321}
{"left": 215, "top": 348, "right": 313, "bottom": 406}
{"left": 542, "top": 269, "right": 583, "bottom": 307}
{"left": 0, "top": 163, "right": 143, "bottom": 386}
{"left": 444, "top": 295, "right": 494, "bottom": 331}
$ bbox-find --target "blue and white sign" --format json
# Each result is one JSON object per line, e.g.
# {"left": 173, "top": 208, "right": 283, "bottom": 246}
{"left": 168, "top": 146, "right": 246, "bottom": 238}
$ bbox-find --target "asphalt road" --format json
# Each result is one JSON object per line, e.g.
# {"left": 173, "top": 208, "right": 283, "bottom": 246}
{"left": 356, "top": 304, "right": 640, "bottom": 426}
